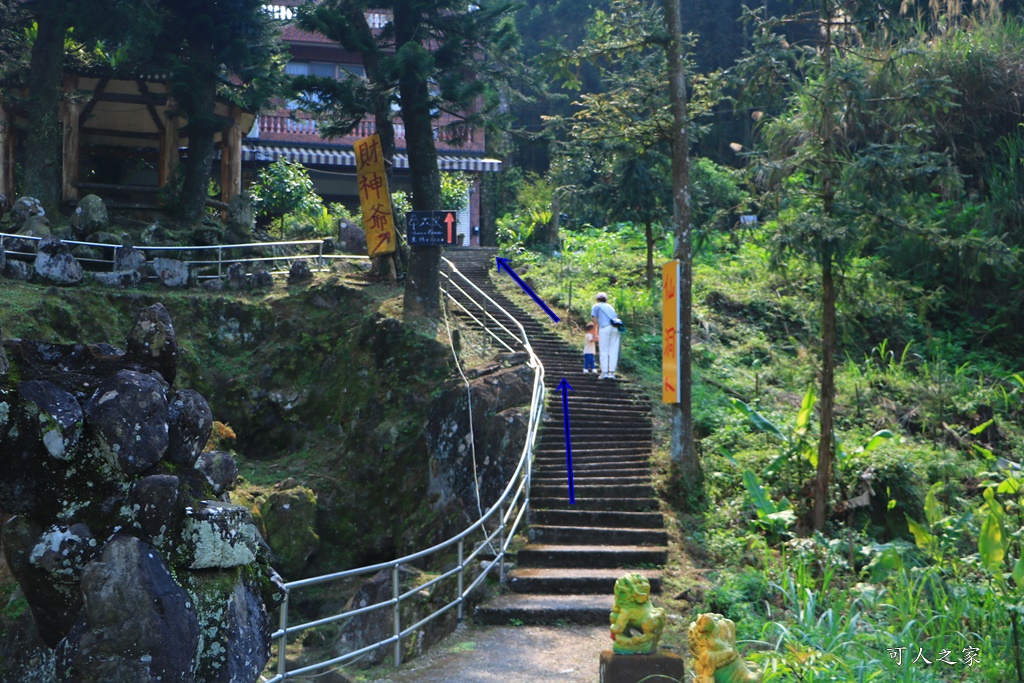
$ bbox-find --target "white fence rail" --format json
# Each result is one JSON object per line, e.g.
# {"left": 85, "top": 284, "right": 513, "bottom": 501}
{"left": 0, "top": 233, "right": 368, "bottom": 281}
{"left": 261, "top": 257, "right": 543, "bottom": 681}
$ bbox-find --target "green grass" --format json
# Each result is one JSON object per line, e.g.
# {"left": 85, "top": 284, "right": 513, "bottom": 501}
{"left": 505, "top": 221, "right": 1024, "bottom": 683}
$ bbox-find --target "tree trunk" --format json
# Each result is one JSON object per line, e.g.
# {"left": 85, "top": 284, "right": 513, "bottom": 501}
{"left": 549, "top": 192, "right": 560, "bottom": 247}
{"left": 645, "top": 220, "right": 654, "bottom": 289}
{"left": 23, "top": 1, "right": 69, "bottom": 215}
{"left": 814, "top": 257, "right": 837, "bottom": 530}
{"left": 395, "top": 3, "right": 442, "bottom": 318}
{"left": 175, "top": 38, "right": 219, "bottom": 224}
{"left": 813, "top": 1, "right": 838, "bottom": 532}
{"left": 664, "top": 0, "right": 701, "bottom": 502}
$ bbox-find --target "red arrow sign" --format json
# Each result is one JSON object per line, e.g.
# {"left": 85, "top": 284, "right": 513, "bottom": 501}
{"left": 445, "top": 212, "right": 455, "bottom": 244}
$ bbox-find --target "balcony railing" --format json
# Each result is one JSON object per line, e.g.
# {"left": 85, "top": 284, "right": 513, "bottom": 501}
{"left": 258, "top": 112, "right": 477, "bottom": 149}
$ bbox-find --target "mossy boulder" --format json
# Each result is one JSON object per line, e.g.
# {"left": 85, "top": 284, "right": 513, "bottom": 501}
{"left": 260, "top": 486, "right": 320, "bottom": 579}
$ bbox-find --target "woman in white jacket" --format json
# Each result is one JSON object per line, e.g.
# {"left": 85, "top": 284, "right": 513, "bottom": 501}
{"left": 591, "top": 292, "right": 621, "bottom": 379}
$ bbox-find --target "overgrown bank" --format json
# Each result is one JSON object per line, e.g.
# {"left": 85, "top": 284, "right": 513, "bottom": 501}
{"left": 0, "top": 272, "right": 454, "bottom": 576}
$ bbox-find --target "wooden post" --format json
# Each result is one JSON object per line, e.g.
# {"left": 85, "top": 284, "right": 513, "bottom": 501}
{"left": 159, "top": 97, "right": 180, "bottom": 189}
{"left": 220, "top": 105, "right": 242, "bottom": 204}
{"left": 0, "top": 94, "right": 14, "bottom": 200}
{"left": 61, "top": 75, "right": 80, "bottom": 203}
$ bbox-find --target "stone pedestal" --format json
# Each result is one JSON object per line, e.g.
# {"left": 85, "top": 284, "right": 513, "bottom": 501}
{"left": 600, "top": 650, "right": 687, "bottom": 683}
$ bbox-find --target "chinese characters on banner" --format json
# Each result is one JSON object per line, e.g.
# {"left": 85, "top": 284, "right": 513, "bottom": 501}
{"left": 662, "top": 260, "right": 681, "bottom": 404}
{"left": 355, "top": 135, "right": 396, "bottom": 257}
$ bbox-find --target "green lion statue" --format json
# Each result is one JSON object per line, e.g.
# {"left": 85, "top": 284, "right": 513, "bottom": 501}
{"left": 687, "top": 613, "right": 760, "bottom": 683}
{"left": 609, "top": 573, "right": 666, "bottom": 654}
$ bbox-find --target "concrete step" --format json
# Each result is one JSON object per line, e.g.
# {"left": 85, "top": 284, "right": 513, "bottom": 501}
{"left": 531, "top": 496, "right": 660, "bottom": 511}
{"left": 528, "top": 524, "right": 668, "bottom": 546}
{"left": 533, "top": 473, "right": 651, "bottom": 486}
{"left": 517, "top": 544, "right": 667, "bottom": 569}
{"left": 535, "top": 459, "right": 651, "bottom": 471}
{"left": 473, "top": 593, "right": 610, "bottom": 626}
{"left": 534, "top": 469, "right": 650, "bottom": 480}
{"left": 508, "top": 568, "right": 662, "bottom": 596}
{"left": 531, "top": 508, "right": 664, "bottom": 529}
{"left": 531, "top": 483, "right": 655, "bottom": 499}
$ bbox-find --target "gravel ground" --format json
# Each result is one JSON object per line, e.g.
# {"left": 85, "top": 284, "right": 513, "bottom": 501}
{"left": 360, "top": 623, "right": 609, "bottom": 683}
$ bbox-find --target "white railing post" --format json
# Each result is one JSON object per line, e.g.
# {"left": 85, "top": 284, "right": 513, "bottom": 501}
{"left": 217, "top": 246, "right": 223, "bottom": 278}
{"left": 277, "top": 590, "right": 289, "bottom": 679}
{"left": 393, "top": 563, "right": 402, "bottom": 668}
{"left": 457, "top": 539, "right": 465, "bottom": 622}
{"left": 498, "top": 506, "right": 506, "bottom": 584}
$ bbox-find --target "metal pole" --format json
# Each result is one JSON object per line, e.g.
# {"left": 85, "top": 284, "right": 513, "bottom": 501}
{"left": 217, "top": 246, "right": 223, "bottom": 278}
{"left": 498, "top": 505, "right": 506, "bottom": 584}
{"left": 277, "top": 590, "right": 289, "bottom": 679}
{"left": 457, "top": 539, "right": 465, "bottom": 622}
{"left": 393, "top": 563, "right": 402, "bottom": 668}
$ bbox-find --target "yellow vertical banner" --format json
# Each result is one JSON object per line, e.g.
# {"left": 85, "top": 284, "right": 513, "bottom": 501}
{"left": 354, "top": 134, "right": 396, "bottom": 256}
{"left": 662, "top": 260, "right": 681, "bottom": 404}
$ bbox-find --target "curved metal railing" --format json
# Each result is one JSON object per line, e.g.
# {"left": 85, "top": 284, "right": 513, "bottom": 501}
{"left": 261, "top": 256, "right": 544, "bottom": 681}
{"left": 2, "top": 231, "right": 542, "bottom": 679}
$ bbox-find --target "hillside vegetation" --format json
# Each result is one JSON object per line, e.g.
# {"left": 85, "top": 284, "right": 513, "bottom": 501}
{"left": 501, "top": 217, "right": 1022, "bottom": 682}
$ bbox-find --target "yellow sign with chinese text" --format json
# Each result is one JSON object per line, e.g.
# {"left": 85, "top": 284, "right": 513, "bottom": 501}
{"left": 355, "top": 134, "right": 396, "bottom": 256}
{"left": 662, "top": 260, "right": 680, "bottom": 404}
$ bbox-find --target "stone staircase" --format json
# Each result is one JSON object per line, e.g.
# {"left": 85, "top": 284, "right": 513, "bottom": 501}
{"left": 443, "top": 248, "right": 666, "bottom": 626}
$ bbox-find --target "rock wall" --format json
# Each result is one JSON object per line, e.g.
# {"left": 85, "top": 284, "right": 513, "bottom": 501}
{"left": 0, "top": 304, "right": 283, "bottom": 682}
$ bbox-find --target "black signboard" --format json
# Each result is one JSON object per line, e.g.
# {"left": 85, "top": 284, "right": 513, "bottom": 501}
{"left": 406, "top": 210, "right": 458, "bottom": 246}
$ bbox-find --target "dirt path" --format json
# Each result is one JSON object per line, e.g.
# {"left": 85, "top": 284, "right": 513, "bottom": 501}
{"left": 360, "top": 623, "right": 609, "bottom": 683}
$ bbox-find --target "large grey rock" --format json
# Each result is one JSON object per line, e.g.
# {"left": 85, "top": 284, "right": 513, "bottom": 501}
{"left": 20, "top": 215, "right": 52, "bottom": 238}
{"left": 195, "top": 450, "right": 239, "bottom": 495}
{"left": 2, "top": 516, "right": 83, "bottom": 647}
{"left": 154, "top": 257, "right": 189, "bottom": 288}
{"left": 4, "top": 258, "right": 31, "bottom": 280}
{"left": 125, "top": 302, "right": 178, "bottom": 386}
{"left": 17, "top": 379, "right": 83, "bottom": 460}
{"left": 338, "top": 222, "right": 367, "bottom": 254}
{"left": 113, "top": 243, "right": 147, "bottom": 273}
{"left": 30, "top": 523, "right": 98, "bottom": 583}
{"left": 10, "top": 196, "right": 45, "bottom": 228}
{"left": 425, "top": 362, "right": 534, "bottom": 513}
{"left": 129, "top": 475, "right": 181, "bottom": 542}
{"left": 182, "top": 502, "right": 261, "bottom": 570}
{"left": 190, "top": 571, "right": 272, "bottom": 683}
{"left": 226, "top": 262, "right": 247, "bottom": 290}
{"left": 0, "top": 238, "right": 6, "bottom": 273}
{"left": 227, "top": 193, "right": 255, "bottom": 234}
{"left": 61, "top": 534, "right": 200, "bottom": 683}
{"left": 1, "top": 305, "right": 283, "bottom": 679}
{"left": 260, "top": 487, "right": 320, "bottom": 578}
{"left": 91, "top": 269, "right": 142, "bottom": 288}
{"left": 83, "top": 369, "right": 169, "bottom": 475}
{"left": 0, "top": 381, "right": 87, "bottom": 518}
{"left": 201, "top": 277, "right": 225, "bottom": 292}
{"left": 34, "top": 236, "right": 83, "bottom": 285}
{"left": 167, "top": 389, "right": 212, "bottom": 466}
{"left": 288, "top": 259, "right": 314, "bottom": 285}
{"left": 331, "top": 566, "right": 442, "bottom": 668}
{"left": 70, "top": 194, "right": 108, "bottom": 238}
{"left": 251, "top": 268, "right": 274, "bottom": 289}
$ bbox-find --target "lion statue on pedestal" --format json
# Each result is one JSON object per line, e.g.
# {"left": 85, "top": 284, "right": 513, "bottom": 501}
{"left": 609, "top": 573, "right": 666, "bottom": 655}
{"left": 688, "top": 613, "right": 760, "bottom": 683}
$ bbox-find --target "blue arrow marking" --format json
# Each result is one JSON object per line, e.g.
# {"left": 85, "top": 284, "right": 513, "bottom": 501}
{"left": 557, "top": 378, "right": 575, "bottom": 504}
{"left": 495, "top": 257, "right": 560, "bottom": 322}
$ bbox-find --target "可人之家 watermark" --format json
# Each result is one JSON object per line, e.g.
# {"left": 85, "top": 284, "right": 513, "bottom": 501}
{"left": 887, "top": 646, "right": 980, "bottom": 668}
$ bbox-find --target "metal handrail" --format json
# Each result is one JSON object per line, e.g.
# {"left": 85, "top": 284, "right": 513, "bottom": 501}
{"left": 0, "top": 233, "right": 367, "bottom": 280}
{"left": 263, "top": 256, "right": 545, "bottom": 682}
